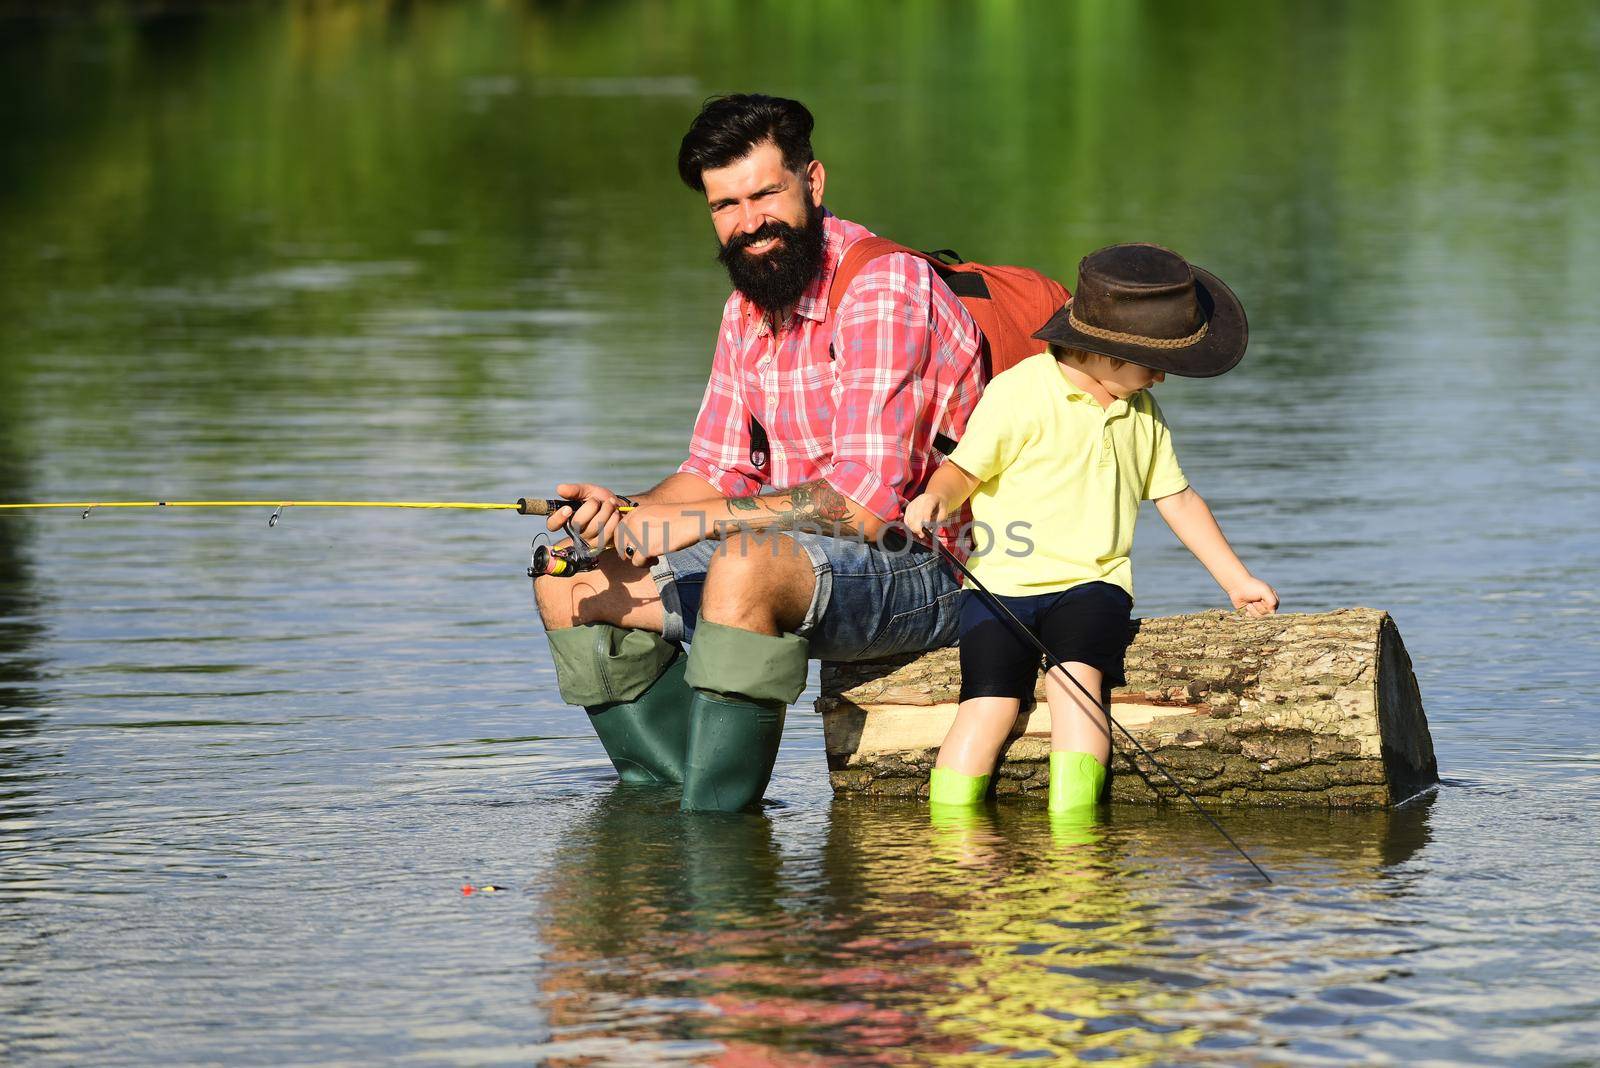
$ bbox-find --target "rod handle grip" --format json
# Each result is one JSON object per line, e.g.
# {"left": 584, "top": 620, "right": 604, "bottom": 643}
{"left": 516, "top": 497, "right": 581, "bottom": 517}
{"left": 516, "top": 497, "right": 636, "bottom": 516}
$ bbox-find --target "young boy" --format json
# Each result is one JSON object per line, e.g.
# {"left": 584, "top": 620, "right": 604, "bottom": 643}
{"left": 904, "top": 243, "right": 1278, "bottom": 814}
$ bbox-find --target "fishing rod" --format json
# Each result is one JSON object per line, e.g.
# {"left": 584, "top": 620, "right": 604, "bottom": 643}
{"left": 0, "top": 495, "right": 635, "bottom": 579}
{"left": 923, "top": 535, "right": 1273, "bottom": 884}
{"left": 0, "top": 497, "right": 596, "bottom": 517}
{"left": 9, "top": 488, "right": 1271, "bottom": 876}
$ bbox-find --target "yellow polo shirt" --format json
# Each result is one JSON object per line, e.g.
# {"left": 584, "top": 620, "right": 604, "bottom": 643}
{"left": 947, "top": 351, "right": 1188, "bottom": 599}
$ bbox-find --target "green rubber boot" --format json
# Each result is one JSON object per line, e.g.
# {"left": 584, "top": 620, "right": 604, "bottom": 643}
{"left": 680, "top": 621, "right": 809, "bottom": 813}
{"left": 546, "top": 624, "right": 690, "bottom": 784}
{"left": 678, "top": 690, "right": 786, "bottom": 812}
{"left": 1048, "top": 750, "right": 1108, "bottom": 813}
{"left": 586, "top": 656, "right": 693, "bottom": 784}
{"left": 928, "top": 768, "right": 990, "bottom": 807}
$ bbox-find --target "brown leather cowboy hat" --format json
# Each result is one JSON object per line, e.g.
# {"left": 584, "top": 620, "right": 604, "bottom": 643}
{"left": 1032, "top": 243, "right": 1247, "bottom": 378}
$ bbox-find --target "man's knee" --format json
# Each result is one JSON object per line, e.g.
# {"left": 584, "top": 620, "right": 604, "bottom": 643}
{"left": 537, "top": 554, "right": 668, "bottom": 633}
{"left": 534, "top": 573, "right": 579, "bottom": 630}
{"left": 700, "top": 532, "right": 814, "bottom": 633}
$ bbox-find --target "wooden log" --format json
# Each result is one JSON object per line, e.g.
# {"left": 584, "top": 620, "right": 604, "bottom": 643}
{"left": 817, "top": 608, "right": 1438, "bottom": 808}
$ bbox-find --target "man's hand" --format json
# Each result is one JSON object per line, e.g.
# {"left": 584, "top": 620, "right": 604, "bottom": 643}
{"left": 903, "top": 492, "right": 950, "bottom": 540}
{"left": 548, "top": 482, "right": 628, "bottom": 550}
{"left": 611, "top": 502, "right": 710, "bottom": 566}
{"left": 1227, "top": 575, "right": 1280, "bottom": 617}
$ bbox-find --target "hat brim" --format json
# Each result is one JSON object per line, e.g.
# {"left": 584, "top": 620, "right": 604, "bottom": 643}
{"left": 1030, "top": 265, "right": 1248, "bottom": 378}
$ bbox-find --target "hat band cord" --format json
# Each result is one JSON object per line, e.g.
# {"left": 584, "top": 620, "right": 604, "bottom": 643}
{"left": 1067, "top": 303, "right": 1209, "bottom": 350}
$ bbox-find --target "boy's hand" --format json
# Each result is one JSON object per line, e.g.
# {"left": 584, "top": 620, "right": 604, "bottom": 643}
{"left": 1228, "top": 576, "right": 1279, "bottom": 617}
{"left": 903, "top": 492, "right": 949, "bottom": 540}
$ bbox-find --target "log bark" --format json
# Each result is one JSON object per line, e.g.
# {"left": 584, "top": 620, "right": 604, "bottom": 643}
{"left": 817, "top": 608, "right": 1438, "bottom": 808}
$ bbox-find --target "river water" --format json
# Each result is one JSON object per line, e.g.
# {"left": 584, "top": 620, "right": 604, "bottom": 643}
{"left": 2, "top": 3, "right": 1598, "bottom": 1065}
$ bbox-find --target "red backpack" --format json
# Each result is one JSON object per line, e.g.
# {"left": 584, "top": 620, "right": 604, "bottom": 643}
{"left": 826, "top": 236, "right": 1070, "bottom": 379}
{"left": 745, "top": 238, "right": 1070, "bottom": 469}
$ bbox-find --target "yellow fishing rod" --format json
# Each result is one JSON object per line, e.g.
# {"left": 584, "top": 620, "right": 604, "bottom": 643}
{"left": 0, "top": 497, "right": 597, "bottom": 515}
{"left": 0, "top": 495, "right": 630, "bottom": 577}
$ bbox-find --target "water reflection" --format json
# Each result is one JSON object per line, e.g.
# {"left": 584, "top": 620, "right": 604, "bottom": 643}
{"left": 1, "top": 0, "right": 1596, "bottom": 1062}
{"left": 536, "top": 787, "right": 802, "bottom": 1065}
{"left": 0, "top": 423, "right": 48, "bottom": 1029}
{"left": 532, "top": 795, "right": 1438, "bottom": 1065}
{"left": 824, "top": 806, "right": 1188, "bottom": 1065}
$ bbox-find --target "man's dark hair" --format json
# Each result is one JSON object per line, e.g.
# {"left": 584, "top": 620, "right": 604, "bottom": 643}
{"left": 677, "top": 94, "right": 815, "bottom": 192}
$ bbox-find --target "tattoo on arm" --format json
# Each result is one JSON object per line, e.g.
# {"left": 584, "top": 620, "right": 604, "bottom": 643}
{"left": 721, "top": 479, "right": 856, "bottom": 534}
{"left": 789, "top": 480, "right": 852, "bottom": 525}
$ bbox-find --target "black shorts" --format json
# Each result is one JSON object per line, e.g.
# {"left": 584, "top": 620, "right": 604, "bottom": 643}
{"left": 958, "top": 582, "right": 1135, "bottom": 703}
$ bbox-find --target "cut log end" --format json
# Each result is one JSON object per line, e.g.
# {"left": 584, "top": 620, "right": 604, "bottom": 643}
{"left": 817, "top": 608, "right": 1438, "bottom": 808}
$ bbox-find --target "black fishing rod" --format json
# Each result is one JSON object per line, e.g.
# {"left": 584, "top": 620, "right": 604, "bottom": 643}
{"left": 924, "top": 536, "right": 1273, "bottom": 885}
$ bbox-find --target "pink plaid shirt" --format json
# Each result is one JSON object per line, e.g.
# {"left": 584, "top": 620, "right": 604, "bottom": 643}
{"left": 679, "top": 213, "right": 984, "bottom": 549}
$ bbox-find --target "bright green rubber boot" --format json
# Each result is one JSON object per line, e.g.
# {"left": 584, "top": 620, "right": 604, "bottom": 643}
{"left": 1048, "top": 750, "right": 1108, "bottom": 813}
{"left": 680, "top": 621, "right": 808, "bottom": 813}
{"left": 928, "top": 768, "right": 990, "bottom": 807}
{"left": 546, "top": 624, "right": 690, "bottom": 784}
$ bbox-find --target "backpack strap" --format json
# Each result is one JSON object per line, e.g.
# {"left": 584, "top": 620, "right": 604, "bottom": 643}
{"left": 747, "top": 413, "right": 769, "bottom": 470}
{"left": 826, "top": 236, "right": 927, "bottom": 316}
{"left": 819, "top": 236, "right": 966, "bottom": 459}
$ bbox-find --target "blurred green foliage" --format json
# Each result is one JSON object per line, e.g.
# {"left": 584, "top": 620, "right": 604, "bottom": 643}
{"left": 0, "top": 0, "right": 1595, "bottom": 481}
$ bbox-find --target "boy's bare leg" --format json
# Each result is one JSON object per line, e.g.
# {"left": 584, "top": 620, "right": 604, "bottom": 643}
{"left": 1044, "top": 661, "right": 1109, "bottom": 762}
{"left": 935, "top": 697, "right": 1023, "bottom": 777}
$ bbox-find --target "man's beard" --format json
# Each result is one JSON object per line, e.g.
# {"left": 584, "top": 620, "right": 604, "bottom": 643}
{"left": 717, "top": 203, "right": 827, "bottom": 316}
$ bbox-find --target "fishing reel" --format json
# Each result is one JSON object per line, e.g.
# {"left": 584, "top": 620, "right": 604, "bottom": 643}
{"left": 524, "top": 493, "right": 636, "bottom": 579}
{"left": 529, "top": 541, "right": 602, "bottom": 579}
{"left": 528, "top": 502, "right": 602, "bottom": 579}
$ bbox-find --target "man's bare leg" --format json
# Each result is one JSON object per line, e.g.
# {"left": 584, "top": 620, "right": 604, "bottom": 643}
{"left": 533, "top": 532, "right": 818, "bottom": 802}
{"left": 534, "top": 548, "right": 667, "bottom": 633}
{"left": 696, "top": 531, "right": 816, "bottom": 635}
{"left": 533, "top": 529, "right": 817, "bottom": 635}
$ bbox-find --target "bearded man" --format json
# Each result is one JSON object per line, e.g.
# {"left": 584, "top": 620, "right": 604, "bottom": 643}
{"left": 535, "top": 94, "right": 983, "bottom": 812}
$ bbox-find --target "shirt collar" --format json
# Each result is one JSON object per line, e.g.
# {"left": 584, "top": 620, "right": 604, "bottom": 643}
{"left": 1055, "top": 359, "right": 1135, "bottom": 413}
{"left": 793, "top": 210, "right": 846, "bottom": 324}
{"left": 1055, "top": 359, "right": 1096, "bottom": 402}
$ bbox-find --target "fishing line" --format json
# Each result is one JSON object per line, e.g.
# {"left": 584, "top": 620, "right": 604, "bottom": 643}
{"left": 1, "top": 495, "right": 635, "bottom": 573}
{"left": 0, "top": 499, "right": 521, "bottom": 513}
{"left": 0, "top": 497, "right": 618, "bottom": 519}
{"left": 927, "top": 537, "right": 1273, "bottom": 884}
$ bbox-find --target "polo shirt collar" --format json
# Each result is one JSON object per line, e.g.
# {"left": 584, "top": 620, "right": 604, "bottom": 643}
{"left": 1055, "top": 362, "right": 1097, "bottom": 404}
{"left": 1054, "top": 360, "right": 1135, "bottom": 415}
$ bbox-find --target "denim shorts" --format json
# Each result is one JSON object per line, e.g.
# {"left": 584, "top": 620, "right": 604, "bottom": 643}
{"left": 649, "top": 533, "right": 963, "bottom": 661}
